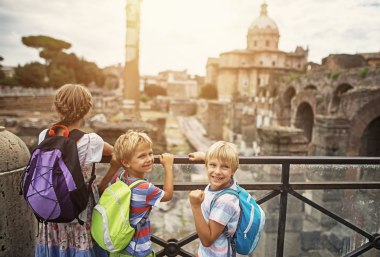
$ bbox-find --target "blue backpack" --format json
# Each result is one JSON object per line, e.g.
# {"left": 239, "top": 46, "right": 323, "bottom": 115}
{"left": 21, "top": 124, "right": 95, "bottom": 224}
{"left": 211, "top": 184, "right": 266, "bottom": 256}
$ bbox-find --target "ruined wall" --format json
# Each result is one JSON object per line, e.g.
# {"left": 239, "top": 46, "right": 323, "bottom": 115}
{"left": 169, "top": 101, "right": 197, "bottom": 116}
{"left": 276, "top": 65, "right": 380, "bottom": 156}
{"left": 204, "top": 101, "right": 227, "bottom": 140}
{"left": 256, "top": 126, "right": 308, "bottom": 257}
{"left": 264, "top": 62, "right": 380, "bottom": 256}
{"left": 312, "top": 116, "right": 350, "bottom": 156}
{"left": 0, "top": 95, "right": 54, "bottom": 112}
{"left": 321, "top": 54, "right": 367, "bottom": 70}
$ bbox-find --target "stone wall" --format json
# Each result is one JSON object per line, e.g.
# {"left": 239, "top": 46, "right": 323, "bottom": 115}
{"left": 0, "top": 127, "right": 35, "bottom": 257}
{"left": 0, "top": 95, "right": 54, "bottom": 112}
{"left": 321, "top": 54, "right": 367, "bottom": 70}
{"left": 169, "top": 101, "right": 196, "bottom": 116}
{"left": 255, "top": 126, "right": 308, "bottom": 257}
{"left": 276, "top": 66, "right": 380, "bottom": 157}
{"left": 92, "top": 118, "right": 167, "bottom": 153}
{"left": 312, "top": 116, "right": 350, "bottom": 156}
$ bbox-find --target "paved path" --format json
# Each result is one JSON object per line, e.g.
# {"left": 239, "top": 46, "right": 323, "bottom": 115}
{"left": 176, "top": 116, "right": 213, "bottom": 152}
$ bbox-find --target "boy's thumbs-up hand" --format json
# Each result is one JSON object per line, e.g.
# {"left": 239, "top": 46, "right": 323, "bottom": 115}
{"left": 189, "top": 189, "right": 205, "bottom": 205}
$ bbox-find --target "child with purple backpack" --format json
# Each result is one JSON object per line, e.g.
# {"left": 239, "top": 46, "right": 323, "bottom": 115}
{"left": 32, "top": 84, "right": 115, "bottom": 257}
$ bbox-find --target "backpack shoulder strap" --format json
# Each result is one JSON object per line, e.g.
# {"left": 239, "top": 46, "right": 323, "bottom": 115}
{"left": 43, "top": 127, "right": 85, "bottom": 141}
{"left": 126, "top": 178, "right": 151, "bottom": 241}
{"left": 130, "top": 178, "right": 152, "bottom": 255}
{"left": 210, "top": 188, "right": 239, "bottom": 209}
{"left": 118, "top": 170, "right": 146, "bottom": 190}
{"left": 68, "top": 129, "right": 86, "bottom": 142}
{"left": 44, "top": 129, "right": 49, "bottom": 140}
{"left": 129, "top": 179, "right": 145, "bottom": 189}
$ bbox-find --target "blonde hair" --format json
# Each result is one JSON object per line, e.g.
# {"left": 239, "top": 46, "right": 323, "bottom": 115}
{"left": 54, "top": 84, "right": 93, "bottom": 125}
{"left": 205, "top": 141, "right": 239, "bottom": 172}
{"left": 113, "top": 130, "right": 153, "bottom": 163}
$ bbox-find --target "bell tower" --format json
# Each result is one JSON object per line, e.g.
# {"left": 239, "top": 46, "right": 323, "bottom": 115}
{"left": 124, "top": 0, "right": 142, "bottom": 114}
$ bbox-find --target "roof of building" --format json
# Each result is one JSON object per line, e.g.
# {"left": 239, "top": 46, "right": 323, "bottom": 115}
{"left": 248, "top": 2, "right": 279, "bottom": 34}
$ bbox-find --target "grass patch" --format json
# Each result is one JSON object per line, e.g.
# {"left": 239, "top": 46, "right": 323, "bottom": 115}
{"left": 328, "top": 70, "right": 342, "bottom": 80}
{"left": 358, "top": 66, "right": 370, "bottom": 79}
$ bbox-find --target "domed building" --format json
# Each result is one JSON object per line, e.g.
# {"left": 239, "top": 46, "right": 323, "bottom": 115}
{"left": 247, "top": 2, "right": 279, "bottom": 51}
{"left": 206, "top": 3, "right": 308, "bottom": 102}
{"left": 203, "top": 2, "right": 308, "bottom": 143}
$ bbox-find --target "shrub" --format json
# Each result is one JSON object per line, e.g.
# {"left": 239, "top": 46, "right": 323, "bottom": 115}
{"left": 358, "top": 67, "right": 369, "bottom": 79}
{"left": 328, "top": 70, "right": 342, "bottom": 80}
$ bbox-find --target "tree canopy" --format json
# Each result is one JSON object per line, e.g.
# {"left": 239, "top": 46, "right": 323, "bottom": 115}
{"left": 14, "top": 62, "right": 47, "bottom": 88}
{"left": 15, "top": 35, "right": 105, "bottom": 88}
{"left": 22, "top": 35, "right": 71, "bottom": 51}
{"left": 0, "top": 56, "right": 5, "bottom": 80}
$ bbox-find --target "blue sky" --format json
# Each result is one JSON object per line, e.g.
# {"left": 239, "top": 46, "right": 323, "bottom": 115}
{"left": 0, "top": 0, "right": 379, "bottom": 75}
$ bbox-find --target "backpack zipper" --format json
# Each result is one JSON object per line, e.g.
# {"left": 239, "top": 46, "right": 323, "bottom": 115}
{"left": 106, "top": 187, "right": 127, "bottom": 225}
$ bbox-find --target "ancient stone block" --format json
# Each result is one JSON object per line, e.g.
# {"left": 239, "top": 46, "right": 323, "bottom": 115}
{"left": 301, "top": 231, "right": 321, "bottom": 251}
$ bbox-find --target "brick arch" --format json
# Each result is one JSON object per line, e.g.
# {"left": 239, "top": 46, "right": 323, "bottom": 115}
{"left": 294, "top": 101, "right": 314, "bottom": 142}
{"left": 304, "top": 84, "right": 317, "bottom": 91}
{"left": 347, "top": 97, "right": 380, "bottom": 155}
{"left": 283, "top": 86, "right": 296, "bottom": 106}
{"left": 291, "top": 91, "right": 317, "bottom": 127}
{"left": 276, "top": 86, "right": 297, "bottom": 126}
{"left": 329, "top": 83, "right": 353, "bottom": 114}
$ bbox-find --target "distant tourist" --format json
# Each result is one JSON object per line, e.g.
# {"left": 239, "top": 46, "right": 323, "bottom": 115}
{"left": 98, "top": 130, "right": 174, "bottom": 257}
{"left": 32, "top": 83, "right": 114, "bottom": 257}
{"left": 188, "top": 141, "right": 241, "bottom": 256}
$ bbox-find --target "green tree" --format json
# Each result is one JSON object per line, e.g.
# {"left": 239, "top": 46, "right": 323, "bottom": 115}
{"left": 75, "top": 59, "right": 105, "bottom": 86}
{"left": 48, "top": 65, "right": 76, "bottom": 88}
{"left": 14, "top": 62, "right": 47, "bottom": 88}
{"left": 0, "top": 56, "right": 19, "bottom": 86}
{"left": 52, "top": 53, "right": 105, "bottom": 87}
{"left": 22, "top": 35, "right": 71, "bottom": 64}
{"left": 20, "top": 35, "right": 105, "bottom": 87}
{"left": 200, "top": 84, "right": 217, "bottom": 99}
{"left": 0, "top": 56, "right": 5, "bottom": 80}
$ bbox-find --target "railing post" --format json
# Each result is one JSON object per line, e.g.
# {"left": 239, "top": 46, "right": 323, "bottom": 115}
{"left": 276, "top": 163, "right": 290, "bottom": 257}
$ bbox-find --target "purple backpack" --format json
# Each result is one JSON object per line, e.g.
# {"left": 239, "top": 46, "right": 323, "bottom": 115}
{"left": 21, "top": 125, "right": 95, "bottom": 224}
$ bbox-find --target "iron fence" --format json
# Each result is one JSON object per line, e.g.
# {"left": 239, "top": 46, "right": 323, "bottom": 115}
{"left": 101, "top": 156, "right": 380, "bottom": 257}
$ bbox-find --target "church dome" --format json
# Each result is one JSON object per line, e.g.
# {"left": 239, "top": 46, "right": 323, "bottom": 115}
{"left": 248, "top": 3, "right": 279, "bottom": 33}
{"left": 247, "top": 3, "right": 280, "bottom": 51}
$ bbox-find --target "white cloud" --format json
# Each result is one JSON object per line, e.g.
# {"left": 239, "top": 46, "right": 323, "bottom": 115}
{"left": 0, "top": 0, "right": 379, "bottom": 75}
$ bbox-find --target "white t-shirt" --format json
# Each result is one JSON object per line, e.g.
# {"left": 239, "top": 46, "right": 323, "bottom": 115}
{"left": 38, "top": 128, "right": 104, "bottom": 166}
{"left": 198, "top": 180, "right": 241, "bottom": 257}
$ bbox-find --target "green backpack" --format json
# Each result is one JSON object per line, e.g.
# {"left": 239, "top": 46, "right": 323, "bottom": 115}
{"left": 91, "top": 176, "right": 145, "bottom": 252}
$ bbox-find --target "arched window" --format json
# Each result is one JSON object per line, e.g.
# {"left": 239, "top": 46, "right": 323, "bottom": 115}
{"left": 295, "top": 102, "right": 314, "bottom": 142}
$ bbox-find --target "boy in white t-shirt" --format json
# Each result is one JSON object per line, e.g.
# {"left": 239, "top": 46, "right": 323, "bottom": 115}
{"left": 188, "top": 141, "right": 241, "bottom": 257}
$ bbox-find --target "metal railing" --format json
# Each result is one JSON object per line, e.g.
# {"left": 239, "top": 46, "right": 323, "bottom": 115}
{"left": 101, "top": 156, "right": 380, "bottom": 256}
{"left": 144, "top": 156, "right": 380, "bottom": 257}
